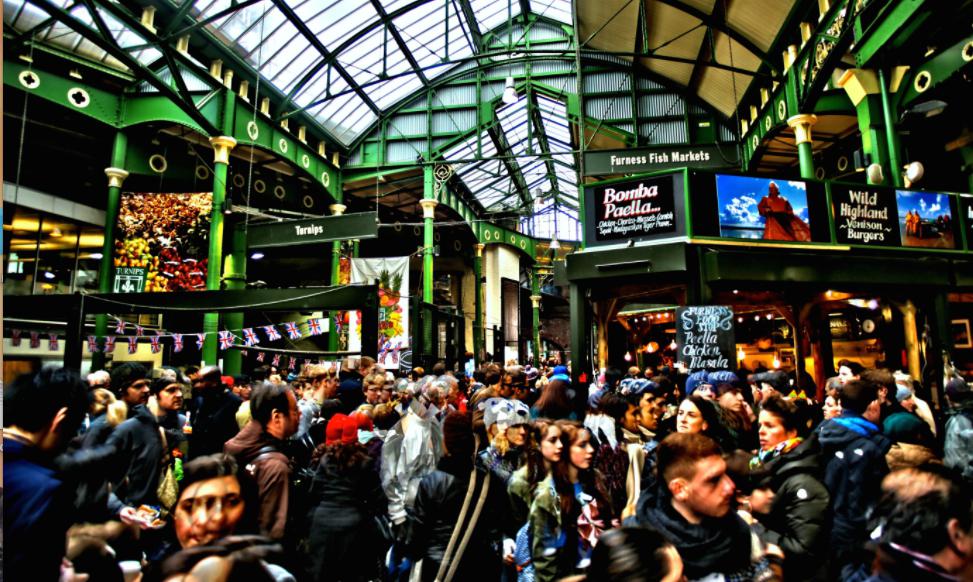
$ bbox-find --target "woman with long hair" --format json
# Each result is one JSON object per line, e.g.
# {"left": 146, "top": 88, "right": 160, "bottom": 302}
{"left": 529, "top": 420, "right": 615, "bottom": 581}
{"left": 676, "top": 395, "right": 731, "bottom": 450}
{"left": 478, "top": 398, "right": 532, "bottom": 484}
{"left": 306, "top": 414, "right": 387, "bottom": 581}
{"left": 531, "top": 379, "right": 576, "bottom": 420}
{"left": 508, "top": 419, "right": 562, "bottom": 524}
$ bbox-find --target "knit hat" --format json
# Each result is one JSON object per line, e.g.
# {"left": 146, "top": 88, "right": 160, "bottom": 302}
{"left": 110, "top": 362, "right": 148, "bottom": 397}
{"left": 708, "top": 370, "right": 739, "bottom": 386}
{"left": 551, "top": 365, "right": 570, "bottom": 382}
{"left": 946, "top": 378, "right": 971, "bottom": 401}
{"left": 496, "top": 400, "right": 530, "bottom": 431}
{"left": 883, "top": 412, "right": 926, "bottom": 444}
{"left": 619, "top": 378, "right": 658, "bottom": 397}
{"left": 150, "top": 375, "right": 186, "bottom": 396}
{"left": 480, "top": 397, "right": 509, "bottom": 429}
{"left": 341, "top": 415, "right": 359, "bottom": 444}
{"left": 685, "top": 371, "right": 711, "bottom": 396}
{"left": 326, "top": 413, "right": 349, "bottom": 444}
{"left": 752, "top": 371, "right": 789, "bottom": 393}
{"left": 588, "top": 388, "right": 605, "bottom": 410}
{"left": 895, "top": 383, "right": 914, "bottom": 403}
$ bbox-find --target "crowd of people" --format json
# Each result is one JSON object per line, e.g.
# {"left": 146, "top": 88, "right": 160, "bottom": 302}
{"left": 5, "top": 355, "right": 973, "bottom": 582}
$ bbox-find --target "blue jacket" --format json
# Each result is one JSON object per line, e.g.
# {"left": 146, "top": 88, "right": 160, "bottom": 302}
{"left": 815, "top": 413, "right": 890, "bottom": 552}
{"left": 4, "top": 437, "right": 75, "bottom": 581}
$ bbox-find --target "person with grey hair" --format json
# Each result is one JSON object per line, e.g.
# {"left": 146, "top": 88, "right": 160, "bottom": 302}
{"left": 87, "top": 369, "right": 111, "bottom": 390}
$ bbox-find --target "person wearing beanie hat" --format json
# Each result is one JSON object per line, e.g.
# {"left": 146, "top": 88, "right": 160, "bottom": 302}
{"left": 408, "top": 412, "right": 504, "bottom": 581}
{"left": 149, "top": 375, "right": 188, "bottom": 449}
{"left": 751, "top": 370, "right": 789, "bottom": 401}
{"left": 110, "top": 362, "right": 149, "bottom": 408}
{"left": 306, "top": 410, "right": 386, "bottom": 582}
{"left": 551, "top": 365, "right": 570, "bottom": 383}
{"left": 684, "top": 371, "right": 713, "bottom": 399}
{"left": 883, "top": 409, "right": 938, "bottom": 472}
{"left": 477, "top": 398, "right": 530, "bottom": 484}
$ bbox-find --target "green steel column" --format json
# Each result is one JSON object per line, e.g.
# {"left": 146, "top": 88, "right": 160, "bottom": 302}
{"left": 530, "top": 270, "right": 541, "bottom": 365}
{"left": 787, "top": 114, "right": 818, "bottom": 179}
{"left": 93, "top": 132, "right": 129, "bottom": 370}
{"left": 472, "top": 243, "right": 484, "bottom": 364}
{"left": 221, "top": 221, "right": 247, "bottom": 375}
{"left": 420, "top": 166, "right": 438, "bottom": 304}
{"left": 202, "top": 135, "right": 237, "bottom": 366}
{"left": 328, "top": 203, "right": 347, "bottom": 352}
{"left": 878, "top": 68, "right": 904, "bottom": 188}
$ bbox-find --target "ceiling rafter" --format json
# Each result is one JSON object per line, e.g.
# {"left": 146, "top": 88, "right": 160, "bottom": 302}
{"left": 525, "top": 93, "right": 563, "bottom": 199}
{"left": 455, "top": 0, "right": 484, "bottom": 52}
{"left": 369, "top": 0, "right": 430, "bottom": 85}
{"left": 24, "top": 0, "right": 220, "bottom": 135}
{"left": 654, "top": 0, "right": 776, "bottom": 73}
{"left": 688, "top": 0, "right": 723, "bottom": 93}
{"left": 268, "top": 0, "right": 381, "bottom": 116}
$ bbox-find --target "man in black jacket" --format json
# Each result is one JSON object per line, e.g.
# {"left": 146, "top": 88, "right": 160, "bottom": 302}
{"left": 630, "top": 433, "right": 779, "bottom": 580}
{"left": 189, "top": 366, "right": 241, "bottom": 459}
{"left": 816, "top": 378, "right": 890, "bottom": 578}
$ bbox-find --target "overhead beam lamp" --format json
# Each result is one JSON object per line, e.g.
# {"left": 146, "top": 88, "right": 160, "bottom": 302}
{"left": 502, "top": 76, "right": 518, "bottom": 104}
{"left": 904, "top": 161, "right": 924, "bottom": 188}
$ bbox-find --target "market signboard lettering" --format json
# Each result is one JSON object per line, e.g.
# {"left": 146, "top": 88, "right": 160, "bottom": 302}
{"left": 831, "top": 185, "right": 901, "bottom": 246}
{"left": 248, "top": 212, "right": 378, "bottom": 249}
{"left": 583, "top": 172, "right": 686, "bottom": 246}
{"left": 584, "top": 145, "right": 736, "bottom": 176}
{"left": 676, "top": 306, "right": 735, "bottom": 371}
{"left": 114, "top": 267, "right": 147, "bottom": 293}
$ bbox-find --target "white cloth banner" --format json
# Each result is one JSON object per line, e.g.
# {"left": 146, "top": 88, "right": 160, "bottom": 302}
{"left": 349, "top": 257, "right": 410, "bottom": 369}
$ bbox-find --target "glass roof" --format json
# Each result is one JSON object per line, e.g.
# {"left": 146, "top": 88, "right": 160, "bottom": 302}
{"left": 4, "top": 0, "right": 163, "bottom": 71}
{"left": 186, "top": 0, "right": 569, "bottom": 146}
{"left": 443, "top": 92, "right": 580, "bottom": 241}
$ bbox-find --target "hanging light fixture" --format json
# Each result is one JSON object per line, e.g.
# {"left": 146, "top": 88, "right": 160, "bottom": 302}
{"left": 50, "top": 227, "right": 63, "bottom": 238}
{"left": 773, "top": 357, "right": 781, "bottom": 369}
{"left": 737, "top": 347, "right": 746, "bottom": 362}
{"left": 549, "top": 236, "right": 560, "bottom": 251}
{"left": 624, "top": 351, "right": 633, "bottom": 362}
{"left": 502, "top": 76, "right": 518, "bottom": 104}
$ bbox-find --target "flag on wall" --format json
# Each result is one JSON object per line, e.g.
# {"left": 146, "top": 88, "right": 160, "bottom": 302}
{"left": 48, "top": 333, "right": 59, "bottom": 351}
{"left": 173, "top": 334, "right": 184, "bottom": 353}
{"left": 127, "top": 336, "right": 138, "bottom": 354}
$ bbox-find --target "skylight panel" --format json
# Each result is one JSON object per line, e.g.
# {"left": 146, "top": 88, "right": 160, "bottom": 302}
{"left": 529, "top": 0, "right": 573, "bottom": 24}
{"left": 470, "top": 0, "right": 521, "bottom": 33}
{"left": 392, "top": 0, "right": 474, "bottom": 72}
{"left": 298, "top": 0, "right": 378, "bottom": 53}
{"left": 370, "top": 73, "right": 426, "bottom": 109}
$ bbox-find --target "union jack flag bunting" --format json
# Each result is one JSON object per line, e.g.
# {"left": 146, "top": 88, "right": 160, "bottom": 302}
{"left": 218, "top": 331, "right": 235, "bottom": 350}
{"left": 272, "top": 354, "right": 281, "bottom": 367}
{"left": 30, "top": 331, "right": 40, "bottom": 348}
{"left": 242, "top": 328, "right": 259, "bottom": 346}
{"left": 241, "top": 349, "right": 248, "bottom": 357}
{"left": 307, "top": 318, "right": 323, "bottom": 336}
{"left": 11, "top": 329, "right": 22, "bottom": 346}
{"left": 256, "top": 351, "right": 266, "bottom": 362}
{"left": 284, "top": 322, "right": 302, "bottom": 340}
{"left": 115, "top": 319, "right": 126, "bottom": 334}
{"left": 150, "top": 336, "right": 161, "bottom": 354}
{"left": 48, "top": 333, "right": 59, "bottom": 351}
{"left": 303, "top": 358, "right": 311, "bottom": 368}
{"left": 287, "top": 357, "right": 296, "bottom": 370}
{"left": 104, "top": 336, "right": 116, "bottom": 353}
{"left": 127, "top": 336, "right": 138, "bottom": 354}
{"left": 155, "top": 330, "right": 165, "bottom": 337}
{"left": 135, "top": 325, "right": 144, "bottom": 337}
{"left": 87, "top": 335, "right": 99, "bottom": 353}
{"left": 262, "top": 325, "right": 282, "bottom": 341}
{"left": 173, "top": 334, "right": 184, "bottom": 353}
{"left": 196, "top": 333, "right": 206, "bottom": 349}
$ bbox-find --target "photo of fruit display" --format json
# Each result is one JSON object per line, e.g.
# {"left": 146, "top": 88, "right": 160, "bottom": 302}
{"left": 114, "top": 193, "right": 213, "bottom": 292}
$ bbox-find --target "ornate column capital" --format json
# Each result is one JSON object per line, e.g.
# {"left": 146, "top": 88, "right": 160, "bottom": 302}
{"left": 787, "top": 114, "right": 818, "bottom": 145}
{"left": 474, "top": 243, "right": 485, "bottom": 257}
{"left": 419, "top": 198, "right": 438, "bottom": 219}
{"left": 104, "top": 167, "right": 130, "bottom": 189}
{"left": 530, "top": 294, "right": 542, "bottom": 308}
{"left": 329, "top": 203, "right": 347, "bottom": 216}
{"left": 209, "top": 135, "right": 238, "bottom": 165}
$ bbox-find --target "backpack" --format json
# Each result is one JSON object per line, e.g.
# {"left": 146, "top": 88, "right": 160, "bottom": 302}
{"left": 247, "top": 444, "right": 316, "bottom": 550}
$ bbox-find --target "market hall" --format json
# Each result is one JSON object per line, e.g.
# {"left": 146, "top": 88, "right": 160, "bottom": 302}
{"left": 4, "top": 0, "right": 973, "bottom": 581}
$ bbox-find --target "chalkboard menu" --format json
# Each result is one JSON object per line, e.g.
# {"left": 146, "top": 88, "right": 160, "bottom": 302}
{"left": 831, "top": 185, "right": 901, "bottom": 246}
{"left": 675, "top": 306, "right": 736, "bottom": 370}
{"left": 583, "top": 172, "right": 686, "bottom": 247}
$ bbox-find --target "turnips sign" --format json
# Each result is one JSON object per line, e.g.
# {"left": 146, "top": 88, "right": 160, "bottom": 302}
{"left": 584, "top": 172, "right": 686, "bottom": 246}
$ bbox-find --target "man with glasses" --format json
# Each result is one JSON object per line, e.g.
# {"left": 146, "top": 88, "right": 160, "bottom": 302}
{"left": 501, "top": 365, "right": 526, "bottom": 399}
{"left": 363, "top": 372, "right": 386, "bottom": 406}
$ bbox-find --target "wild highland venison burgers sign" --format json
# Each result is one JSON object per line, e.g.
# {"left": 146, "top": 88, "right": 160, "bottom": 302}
{"left": 584, "top": 173, "right": 686, "bottom": 246}
{"left": 676, "top": 306, "right": 736, "bottom": 370}
{"left": 831, "top": 185, "right": 901, "bottom": 246}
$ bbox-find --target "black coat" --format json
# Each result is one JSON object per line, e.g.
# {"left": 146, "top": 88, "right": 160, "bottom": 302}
{"left": 815, "top": 415, "right": 890, "bottom": 557}
{"left": 189, "top": 390, "right": 241, "bottom": 459}
{"left": 760, "top": 438, "right": 831, "bottom": 582}
{"left": 106, "top": 404, "right": 165, "bottom": 513}
{"left": 306, "top": 450, "right": 386, "bottom": 582}
{"left": 407, "top": 455, "right": 504, "bottom": 582}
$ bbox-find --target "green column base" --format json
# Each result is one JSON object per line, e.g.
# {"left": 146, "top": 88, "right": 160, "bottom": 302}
{"left": 202, "top": 312, "right": 220, "bottom": 367}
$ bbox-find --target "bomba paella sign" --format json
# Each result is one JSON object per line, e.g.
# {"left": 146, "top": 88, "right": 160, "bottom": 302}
{"left": 584, "top": 172, "right": 686, "bottom": 246}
